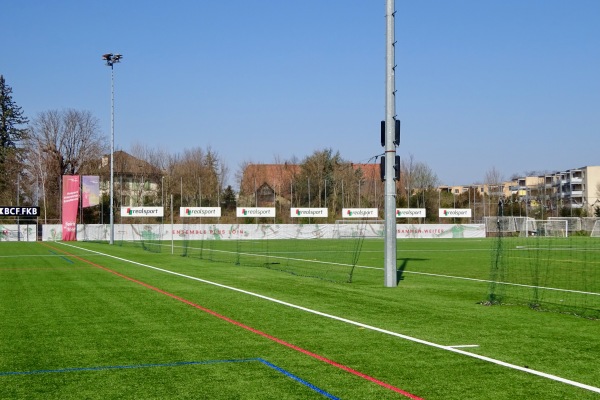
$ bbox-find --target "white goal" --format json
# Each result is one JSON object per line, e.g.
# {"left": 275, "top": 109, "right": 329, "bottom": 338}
{"left": 591, "top": 220, "right": 600, "bottom": 238}
{"left": 548, "top": 216, "right": 581, "bottom": 232}
{"left": 484, "top": 216, "right": 516, "bottom": 234}
{"left": 519, "top": 219, "right": 568, "bottom": 238}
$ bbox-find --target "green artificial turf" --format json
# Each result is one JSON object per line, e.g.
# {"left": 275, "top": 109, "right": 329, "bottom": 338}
{"left": 0, "top": 239, "right": 598, "bottom": 399}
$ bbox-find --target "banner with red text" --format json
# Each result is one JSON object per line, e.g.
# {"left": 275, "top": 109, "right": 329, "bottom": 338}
{"left": 62, "top": 175, "right": 80, "bottom": 241}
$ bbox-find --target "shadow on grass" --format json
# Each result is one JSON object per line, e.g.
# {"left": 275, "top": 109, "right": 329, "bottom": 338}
{"left": 396, "top": 258, "right": 428, "bottom": 284}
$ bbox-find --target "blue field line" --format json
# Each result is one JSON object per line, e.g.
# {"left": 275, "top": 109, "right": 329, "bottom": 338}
{"left": 257, "top": 358, "right": 340, "bottom": 400}
{"left": 47, "top": 250, "right": 74, "bottom": 264}
{"left": 1, "top": 358, "right": 339, "bottom": 399}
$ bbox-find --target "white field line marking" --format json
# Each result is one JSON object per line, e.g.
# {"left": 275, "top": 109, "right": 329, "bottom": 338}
{"left": 515, "top": 246, "right": 600, "bottom": 252}
{"left": 240, "top": 249, "right": 600, "bottom": 298}
{"left": 447, "top": 345, "right": 480, "bottom": 349}
{"left": 179, "top": 243, "right": 357, "bottom": 268}
{"left": 60, "top": 242, "right": 600, "bottom": 395}
{"left": 357, "top": 265, "right": 600, "bottom": 297}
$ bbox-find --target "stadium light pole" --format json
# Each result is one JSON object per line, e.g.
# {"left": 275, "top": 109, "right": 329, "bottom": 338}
{"left": 383, "top": 0, "right": 398, "bottom": 287}
{"left": 102, "top": 53, "right": 123, "bottom": 245}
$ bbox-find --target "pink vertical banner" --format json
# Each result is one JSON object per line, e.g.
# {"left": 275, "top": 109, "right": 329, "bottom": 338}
{"left": 62, "top": 175, "right": 80, "bottom": 241}
{"left": 82, "top": 175, "right": 100, "bottom": 208}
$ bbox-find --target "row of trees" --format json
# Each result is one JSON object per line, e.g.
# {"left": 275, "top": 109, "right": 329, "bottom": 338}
{"left": 1, "top": 74, "right": 449, "bottom": 225}
{"left": 235, "top": 150, "right": 445, "bottom": 223}
{"left": 6, "top": 74, "right": 594, "bottom": 225}
{"left": 0, "top": 75, "right": 231, "bottom": 224}
{"left": 0, "top": 74, "right": 504, "bottom": 225}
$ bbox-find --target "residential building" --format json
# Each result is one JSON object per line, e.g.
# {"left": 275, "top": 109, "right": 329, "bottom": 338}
{"left": 239, "top": 163, "right": 300, "bottom": 207}
{"left": 99, "top": 151, "right": 162, "bottom": 207}
{"left": 239, "top": 163, "right": 383, "bottom": 209}
{"left": 547, "top": 166, "right": 600, "bottom": 214}
{"left": 438, "top": 182, "right": 515, "bottom": 199}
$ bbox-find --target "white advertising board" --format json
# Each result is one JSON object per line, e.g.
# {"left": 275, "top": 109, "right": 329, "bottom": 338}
{"left": 396, "top": 208, "right": 426, "bottom": 218}
{"left": 342, "top": 208, "right": 378, "bottom": 218}
{"left": 180, "top": 207, "right": 221, "bottom": 217}
{"left": 120, "top": 207, "right": 164, "bottom": 217}
{"left": 290, "top": 208, "right": 328, "bottom": 218}
{"left": 236, "top": 207, "right": 276, "bottom": 218}
{"left": 439, "top": 208, "right": 472, "bottom": 218}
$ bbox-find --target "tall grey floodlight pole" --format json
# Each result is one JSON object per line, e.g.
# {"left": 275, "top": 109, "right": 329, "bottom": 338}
{"left": 384, "top": 0, "right": 398, "bottom": 287}
{"left": 102, "top": 53, "right": 123, "bottom": 245}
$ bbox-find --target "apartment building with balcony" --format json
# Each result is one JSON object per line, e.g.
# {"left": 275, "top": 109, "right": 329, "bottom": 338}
{"left": 550, "top": 166, "right": 600, "bottom": 212}
{"left": 509, "top": 166, "right": 600, "bottom": 216}
{"left": 438, "top": 181, "right": 515, "bottom": 199}
{"left": 438, "top": 165, "right": 600, "bottom": 218}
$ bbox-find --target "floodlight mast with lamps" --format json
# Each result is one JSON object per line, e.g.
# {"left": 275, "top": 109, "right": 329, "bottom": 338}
{"left": 102, "top": 53, "right": 122, "bottom": 245}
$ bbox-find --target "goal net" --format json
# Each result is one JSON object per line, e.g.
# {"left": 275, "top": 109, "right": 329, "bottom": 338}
{"left": 487, "top": 216, "right": 599, "bottom": 318}
{"left": 484, "top": 216, "right": 516, "bottom": 235}
{"left": 334, "top": 219, "right": 384, "bottom": 239}
{"left": 591, "top": 220, "right": 600, "bottom": 238}
{"left": 518, "top": 219, "right": 568, "bottom": 238}
{"left": 0, "top": 224, "right": 37, "bottom": 242}
{"left": 582, "top": 218, "right": 600, "bottom": 233}
{"left": 548, "top": 217, "right": 581, "bottom": 233}
{"left": 180, "top": 220, "right": 379, "bottom": 283}
{"left": 78, "top": 223, "right": 165, "bottom": 252}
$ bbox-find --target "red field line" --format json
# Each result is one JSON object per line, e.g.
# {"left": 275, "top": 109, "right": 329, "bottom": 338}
{"left": 42, "top": 243, "right": 424, "bottom": 400}
{"left": 0, "top": 267, "right": 89, "bottom": 271}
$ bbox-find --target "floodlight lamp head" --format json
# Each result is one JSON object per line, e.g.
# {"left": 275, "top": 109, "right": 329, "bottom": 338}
{"left": 102, "top": 53, "right": 122, "bottom": 67}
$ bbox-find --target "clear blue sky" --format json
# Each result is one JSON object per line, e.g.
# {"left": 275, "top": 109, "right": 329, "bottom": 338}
{"left": 3, "top": 1, "right": 599, "bottom": 186}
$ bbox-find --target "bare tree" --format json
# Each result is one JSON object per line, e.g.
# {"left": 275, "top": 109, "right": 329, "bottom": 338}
{"left": 400, "top": 154, "right": 439, "bottom": 220}
{"left": 215, "top": 150, "right": 229, "bottom": 202}
{"left": 484, "top": 166, "right": 504, "bottom": 216}
{"left": 412, "top": 161, "right": 439, "bottom": 208}
{"left": 204, "top": 148, "right": 224, "bottom": 205}
{"left": 29, "top": 109, "right": 106, "bottom": 174}
{"left": 130, "top": 141, "right": 170, "bottom": 172}
{"left": 236, "top": 159, "right": 254, "bottom": 199}
{"left": 167, "top": 146, "right": 224, "bottom": 209}
{"left": 401, "top": 154, "right": 417, "bottom": 207}
{"left": 484, "top": 166, "right": 503, "bottom": 188}
{"left": 29, "top": 144, "right": 50, "bottom": 222}
{"left": 26, "top": 109, "right": 107, "bottom": 220}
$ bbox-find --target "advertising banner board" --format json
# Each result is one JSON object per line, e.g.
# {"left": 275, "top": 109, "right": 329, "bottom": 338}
{"left": 62, "top": 175, "right": 80, "bottom": 241}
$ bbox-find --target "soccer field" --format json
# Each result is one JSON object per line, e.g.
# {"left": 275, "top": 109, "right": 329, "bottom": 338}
{"left": 1, "top": 239, "right": 598, "bottom": 399}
